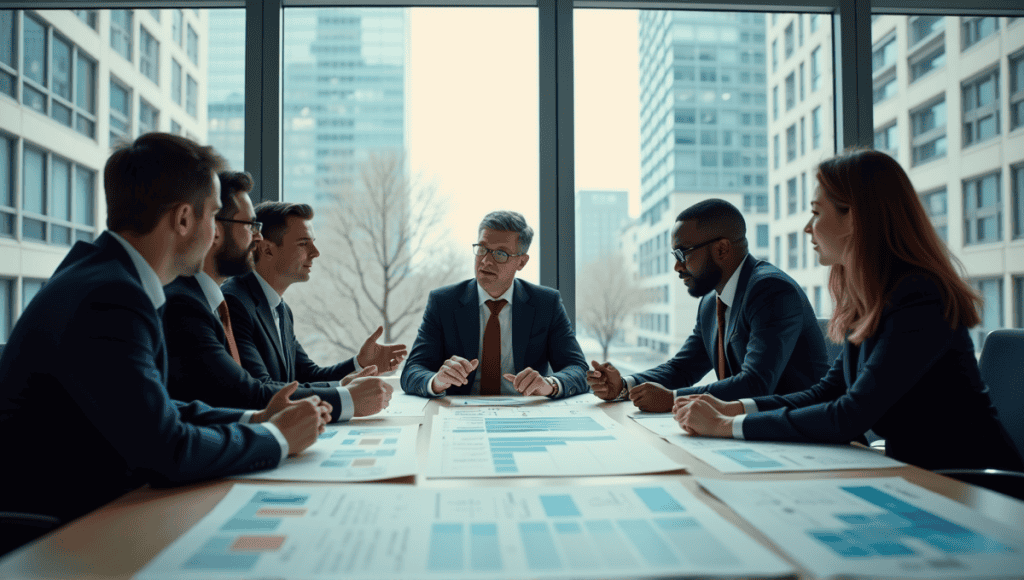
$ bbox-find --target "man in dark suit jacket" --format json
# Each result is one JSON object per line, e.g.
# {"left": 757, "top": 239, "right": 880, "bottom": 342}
{"left": 164, "top": 172, "right": 390, "bottom": 422}
{"left": 0, "top": 134, "right": 325, "bottom": 524}
{"left": 223, "top": 202, "right": 406, "bottom": 405}
{"left": 590, "top": 199, "right": 829, "bottom": 412}
{"left": 401, "top": 211, "right": 588, "bottom": 398}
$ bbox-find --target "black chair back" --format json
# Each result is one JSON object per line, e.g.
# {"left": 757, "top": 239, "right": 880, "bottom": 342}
{"left": 978, "top": 329, "right": 1024, "bottom": 460}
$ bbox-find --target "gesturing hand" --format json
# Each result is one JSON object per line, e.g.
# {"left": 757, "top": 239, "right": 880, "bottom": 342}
{"left": 432, "top": 356, "right": 478, "bottom": 394}
{"left": 268, "top": 395, "right": 328, "bottom": 456}
{"left": 672, "top": 393, "right": 743, "bottom": 417}
{"left": 348, "top": 377, "right": 393, "bottom": 417}
{"left": 587, "top": 360, "right": 624, "bottom": 400}
{"left": 341, "top": 365, "right": 378, "bottom": 387}
{"left": 504, "top": 367, "right": 554, "bottom": 396}
{"left": 629, "top": 382, "right": 674, "bottom": 412}
{"left": 356, "top": 326, "right": 408, "bottom": 373}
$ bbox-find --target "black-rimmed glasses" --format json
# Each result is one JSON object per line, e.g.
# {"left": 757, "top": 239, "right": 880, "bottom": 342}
{"left": 671, "top": 237, "right": 727, "bottom": 263}
{"left": 216, "top": 217, "right": 262, "bottom": 234}
{"left": 473, "top": 244, "right": 524, "bottom": 264}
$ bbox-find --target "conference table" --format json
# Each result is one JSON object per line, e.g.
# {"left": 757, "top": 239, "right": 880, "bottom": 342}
{"left": 2, "top": 388, "right": 1022, "bottom": 580}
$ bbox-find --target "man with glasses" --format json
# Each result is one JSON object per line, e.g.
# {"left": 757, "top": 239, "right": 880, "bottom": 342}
{"left": 163, "top": 172, "right": 354, "bottom": 421}
{"left": 590, "top": 199, "right": 829, "bottom": 414}
{"left": 401, "top": 211, "right": 588, "bottom": 398}
{"left": 222, "top": 201, "right": 405, "bottom": 420}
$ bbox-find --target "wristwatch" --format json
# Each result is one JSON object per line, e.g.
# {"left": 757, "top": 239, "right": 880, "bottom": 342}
{"left": 545, "top": 376, "right": 560, "bottom": 397}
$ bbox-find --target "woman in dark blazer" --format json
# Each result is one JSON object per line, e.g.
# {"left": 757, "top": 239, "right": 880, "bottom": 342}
{"left": 673, "top": 149, "right": 1023, "bottom": 472}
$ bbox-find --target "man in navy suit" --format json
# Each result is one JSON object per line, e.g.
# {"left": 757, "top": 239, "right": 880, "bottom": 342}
{"left": 163, "top": 172, "right": 390, "bottom": 421}
{"left": 223, "top": 202, "right": 405, "bottom": 403}
{"left": 589, "top": 199, "right": 829, "bottom": 412}
{"left": 401, "top": 211, "right": 588, "bottom": 398}
{"left": 0, "top": 134, "right": 326, "bottom": 525}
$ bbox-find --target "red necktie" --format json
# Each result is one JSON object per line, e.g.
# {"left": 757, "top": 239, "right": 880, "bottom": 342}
{"left": 716, "top": 297, "right": 730, "bottom": 380}
{"left": 480, "top": 299, "right": 507, "bottom": 395}
{"left": 217, "top": 300, "right": 242, "bottom": 366}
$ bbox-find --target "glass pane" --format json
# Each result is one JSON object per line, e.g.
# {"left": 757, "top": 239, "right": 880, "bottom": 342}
{"left": 52, "top": 35, "right": 71, "bottom": 100}
{"left": 76, "top": 54, "right": 96, "bottom": 113}
{"left": 281, "top": 7, "right": 536, "bottom": 361}
{"left": 0, "top": 278, "right": 11, "bottom": 340}
{"left": 0, "top": 212, "right": 12, "bottom": 237}
{"left": 22, "top": 279, "right": 45, "bottom": 311}
{"left": 51, "top": 157, "right": 70, "bottom": 220}
{"left": 52, "top": 101, "right": 71, "bottom": 126}
{"left": 575, "top": 9, "right": 834, "bottom": 365}
{"left": 207, "top": 9, "right": 245, "bottom": 170}
{"left": 22, "top": 147, "right": 44, "bottom": 215}
{"left": 51, "top": 224, "right": 71, "bottom": 245}
{"left": 0, "top": 136, "right": 9, "bottom": 208}
{"left": 75, "top": 166, "right": 94, "bottom": 226}
{"left": 24, "top": 15, "right": 46, "bottom": 85}
{"left": 22, "top": 217, "right": 45, "bottom": 241}
{"left": 0, "top": 10, "right": 14, "bottom": 67}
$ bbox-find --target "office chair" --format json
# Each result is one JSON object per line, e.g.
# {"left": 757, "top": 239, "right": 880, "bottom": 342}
{"left": 936, "top": 329, "right": 1024, "bottom": 501}
{"left": 0, "top": 512, "right": 62, "bottom": 557}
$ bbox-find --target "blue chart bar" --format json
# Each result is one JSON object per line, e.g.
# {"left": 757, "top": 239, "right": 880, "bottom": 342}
{"left": 803, "top": 486, "right": 1013, "bottom": 558}
{"left": 427, "top": 523, "right": 463, "bottom": 571}
{"left": 584, "top": 520, "right": 636, "bottom": 568}
{"left": 655, "top": 518, "right": 739, "bottom": 566}
{"left": 634, "top": 486, "right": 686, "bottom": 513}
{"left": 715, "top": 448, "right": 785, "bottom": 469}
{"left": 487, "top": 436, "right": 616, "bottom": 473}
{"left": 519, "top": 522, "right": 561, "bottom": 570}
{"left": 619, "top": 519, "right": 680, "bottom": 566}
{"left": 341, "top": 439, "right": 356, "bottom": 445}
{"left": 348, "top": 428, "right": 401, "bottom": 435}
{"left": 318, "top": 431, "right": 338, "bottom": 440}
{"left": 484, "top": 417, "right": 605, "bottom": 433}
{"left": 540, "top": 495, "right": 581, "bottom": 517}
{"left": 182, "top": 537, "right": 259, "bottom": 571}
{"left": 470, "top": 524, "right": 502, "bottom": 572}
{"left": 254, "top": 492, "right": 309, "bottom": 504}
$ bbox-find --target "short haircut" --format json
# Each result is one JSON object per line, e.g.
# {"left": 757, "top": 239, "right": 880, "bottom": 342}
{"left": 105, "top": 132, "right": 226, "bottom": 234}
{"left": 216, "top": 171, "right": 254, "bottom": 220}
{"left": 478, "top": 210, "right": 534, "bottom": 254}
{"left": 676, "top": 198, "right": 747, "bottom": 242}
{"left": 254, "top": 201, "right": 314, "bottom": 246}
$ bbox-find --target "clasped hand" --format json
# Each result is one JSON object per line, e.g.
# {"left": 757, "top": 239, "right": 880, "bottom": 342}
{"left": 672, "top": 393, "right": 742, "bottom": 438}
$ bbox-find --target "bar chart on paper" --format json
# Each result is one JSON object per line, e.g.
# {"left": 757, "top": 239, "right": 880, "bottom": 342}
{"left": 233, "top": 424, "right": 418, "bottom": 481}
{"left": 426, "top": 407, "right": 682, "bottom": 478}
{"left": 698, "top": 477, "right": 1024, "bottom": 579}
{"left": 136, "top": 482, "right": 795, "bottom": 580}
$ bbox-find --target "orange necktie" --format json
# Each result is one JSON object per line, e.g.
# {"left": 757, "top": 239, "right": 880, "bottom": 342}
{"left": 716, "top": 296, "right": 730, "bottom": 380}
{"left": 217, "top": 300, "right": 242, "bottom": 366}
{"left": 480, "top": 299, "right": 507, "bottom": 395}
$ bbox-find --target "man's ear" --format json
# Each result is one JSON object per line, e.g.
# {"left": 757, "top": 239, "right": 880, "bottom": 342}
{"left": 516, "top": 253, "right": 530, "bottom": 271}
{"left": 256, "top": 238, "right": 274, "bottom": 260}
{"left": 171, "top": 202, "right": 194, "bottom": 237}
{"left": 210, "top": 220, "right": 225, "bottom": 250}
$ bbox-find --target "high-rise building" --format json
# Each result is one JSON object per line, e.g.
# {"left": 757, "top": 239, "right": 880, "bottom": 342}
{"left": 206, "top": 9, "right": 245, "bottom": 172}
{"left": 0, "top": 8, "right": 207, "bottom": 341}
{"left": 575, "top": 189, "right": 628, "bottom": 272}
{"left": 282, "top": 8, "right": 407, "bottom": 208}
{"left": 628, "top": 10, "right": 771, "bottom": 356}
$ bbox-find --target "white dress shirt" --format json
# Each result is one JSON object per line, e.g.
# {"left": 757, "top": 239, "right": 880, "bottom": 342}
{"left": 251, "top": 271, "right": 355, "bottom": 421}
{"left": 107, "top": 232, "right": 288, "bottom": 462}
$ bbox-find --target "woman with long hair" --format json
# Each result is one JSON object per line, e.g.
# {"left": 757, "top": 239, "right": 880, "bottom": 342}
{"left": 674, "top": 148, "right": 1023, "bottom": 471}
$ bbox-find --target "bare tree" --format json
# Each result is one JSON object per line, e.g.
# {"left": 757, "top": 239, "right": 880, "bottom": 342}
{"left": 290, "top": 150, "right": 467, "bottom": 361}
{"left": 577, "top": 253, "right": 649, "bottom": 361}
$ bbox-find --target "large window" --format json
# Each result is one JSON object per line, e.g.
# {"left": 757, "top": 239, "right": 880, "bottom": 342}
{"left": 962, "top": 69, "right": 1001, "bottom": 149}
{"left": 139, "top": 26, "right": 159, "bottom": 85}
{"left": 1012, "top": 50, "right": 1024, "bottom": 132}
{"left": 109, "top": 78, "right": 131, "bottom": 144}
{"left": 110, "top": 9, "right": 132, "bottom": 61}
{"left": 920, "top": 187, "right": 948, "bottom": 242}
{"left": 1015, "top": 164, "right": 1024, "bottom": 240}
{"left": 18, "top": 143, "right": 96, "bottom": 245}
{"left": 910, "top": 43, "right": 945, "bottom": 82}
{"left": 973, "top": 277, "right": 1003, "bottom": 349}
{"left": 911, "top": 96, "right": 946, "bottom": 166}
{"left": 963, "top": 172, "right": 1002, "bottom": 245}
{"left": 961, "top": 17, "right": 999, "bottom": 51}
{"left": 874, "top": 122, "right": 897, "bottom": 156}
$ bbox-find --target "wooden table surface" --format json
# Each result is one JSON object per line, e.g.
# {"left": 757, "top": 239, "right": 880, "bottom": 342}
{"left": 2, "top": 394, "right": 1022, "bottom": 579}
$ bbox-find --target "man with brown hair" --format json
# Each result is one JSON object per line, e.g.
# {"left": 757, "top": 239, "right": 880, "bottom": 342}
{"left": 0, "top": 134, "right": 327, "bottom": 532}
{"left": 223, "top": 201, "right": 403, "bottom": 419}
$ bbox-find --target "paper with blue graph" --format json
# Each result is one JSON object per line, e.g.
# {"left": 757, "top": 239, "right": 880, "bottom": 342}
{"left": 632, "top": 413, "right": 904, "bottom": 473}
{"left": 136, "top": 482, "right": 795, "bottom": 580}
{"left": 232, "top": 424, "right": 418, "bottom": 482}
{"left": 699, "top": 477, "right": 1024, "bottom": 579}
{"left": 427, "top": 406, "right": 683, "bottom": 478}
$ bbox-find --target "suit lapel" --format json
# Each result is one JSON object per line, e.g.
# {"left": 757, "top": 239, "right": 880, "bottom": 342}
{"left": 245, "top": 273, "right": 288, "bottom": 369}
{"left": 280, "top": 300, "right": 294, "bottom": 378}
{"left": 455, "top": 281, "right": 480, "bottom": 365}
{"left": 512, "top": 279, "right": 533, "bottom": 372}
{"left": 722, "top": 257, "right": 757, "bottom": 374}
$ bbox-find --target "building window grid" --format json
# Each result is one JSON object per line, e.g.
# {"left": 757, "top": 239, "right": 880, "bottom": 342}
{"left": 910, "top": 15, "right": 944, "bottom": 48}
{"left": 962, "top": 17, "right": 999, "bottom": 51}
{"left": 963, "top": 172, "right": 1002, "bottom": 245}
{"left": 1012, "top": 164, "right": 1024, "bottom": 240}
{"left": 139, "top": 26, "right": 159, "bottom": 85}
{"left": 15, "top": 139, "right": 97, "bottom": 246}
{"left": 921, "top": 187, "right": 948, "bottom": 242}
{"left": 962, "top": 69, "right": 1000, "bottom": 148}
{"left": 810, "top": 46, "right": 821, "bottom": 92}
{"left": 110, "top": 9, "right": 132, "bottom": 62}
{"left": 911, "top": 96, "right": 947, "bottom": 166}
{"left": 910, "top": 41, "right": 946, "bottom": 83}
{"left": 187, "top": 24, "right": 199, "bottom": 65}
{"left": 1011, "top": 51, "right": 1024, "bottom": 131}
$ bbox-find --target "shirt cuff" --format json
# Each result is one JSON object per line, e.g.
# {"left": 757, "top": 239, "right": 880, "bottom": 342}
{"left": 240, "top": 410, "right": 256, "bottom": 424}
{"left": 260, "top": 421, "right": 289, "bottom": 463}
{"left": 336, "top": 385, "right": 355, "bottom": 421}
{"left": 352, "top": 356, "right": 362, "bottom": 373}
{"left": 546, "top": 377, "right": 561, "bottom": 398}
{"left": 731, "top": 414, "right": 747, "bottom": 440}
{"left": 739, "top": 398, "right": 758, "bottom": 414}
{"left": 426, "top": 373, "right": 447, "bottom": 397}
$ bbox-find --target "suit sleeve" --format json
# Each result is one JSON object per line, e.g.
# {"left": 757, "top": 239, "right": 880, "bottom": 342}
{"left": 61, "top": 287, "right": 282, "bottom": 485}
{"left": 401, "top": 290, "right": 446, "bottom": 398}
{"left": 633, "top": 303, "right": 713, "bottom": 389}
{"left": 674, "top": 277, "right": 808, "bottom": 400}
{"left": 165, "top": 295, "right": 346, "bottom": 422}
{"left": 545, "top": 293, "right": 589, "bottom": 398}
{"left": 293, "top": 337, "right": 355, "bottom": 384}
{"left": 741, "top": 277, "right": 955, "bottom": 443}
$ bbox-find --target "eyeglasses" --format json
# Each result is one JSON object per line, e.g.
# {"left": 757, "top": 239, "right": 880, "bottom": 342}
{"left": 473, "top": 244, "right": 524, "bottom": 264}
{"left": 671, "top": 237, "right": 727, "bottom": 263}
{"left": 216, "top": 217, "right": 262, "bottom": 234}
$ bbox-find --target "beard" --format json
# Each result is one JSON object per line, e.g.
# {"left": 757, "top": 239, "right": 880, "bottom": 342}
{"left": 683, "top": 260, "right": 722, "bottom": 298}
{"left": 215, "top": 235, "right": 256, "bottom": 278}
